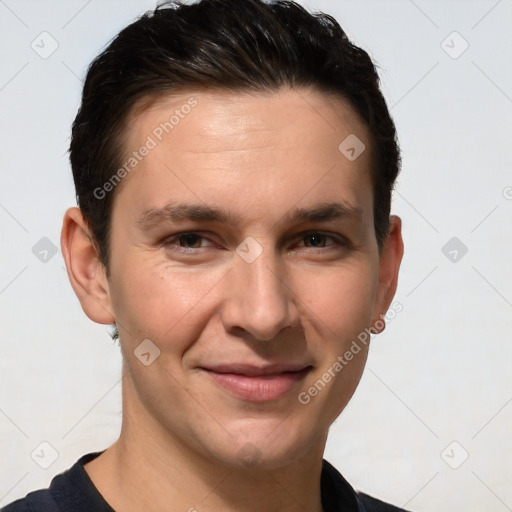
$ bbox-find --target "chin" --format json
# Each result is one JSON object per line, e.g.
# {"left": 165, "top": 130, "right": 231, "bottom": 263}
{"left": 200, "top": 418, "right": 321, "bottom": 471}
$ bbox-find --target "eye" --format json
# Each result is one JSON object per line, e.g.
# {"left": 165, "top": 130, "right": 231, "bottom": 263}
{"left": 160, "top": 231, "right": 348, "bottom": 256}
{"left": 176, "top": 233, "right": 203, "bottom": 248}
{"left": 303, "top": 233, "right": 331, "bottom": 248}
{"left": 298, "top": 232, "right": 346, "bottom": 249}
{"left": 162, "top": 232, "right": 215, "bottom": 252}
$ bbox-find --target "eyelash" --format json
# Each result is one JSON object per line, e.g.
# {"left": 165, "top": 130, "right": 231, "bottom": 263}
{"left": 161, "top": 231, "right": 348, "bottom": 253}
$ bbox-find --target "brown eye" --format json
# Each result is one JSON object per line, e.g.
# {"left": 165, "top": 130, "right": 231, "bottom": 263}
{"left": 303, "top": 233, "right": 329, "bottom": 247}
{"left": 161, "top": 232, "right": 218, "bottom": 254}
{"left": 296, "top": 232, "right": 349, "bottom": 253}
{"left": 177, "top": 233, "right": 202, "bottom": 248}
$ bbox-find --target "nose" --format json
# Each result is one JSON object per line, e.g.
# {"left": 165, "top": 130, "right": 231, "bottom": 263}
{"left": 220, "top": 246, "right": 300, "bottom": 341}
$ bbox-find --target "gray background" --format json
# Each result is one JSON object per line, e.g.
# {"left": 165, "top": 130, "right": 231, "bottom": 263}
{"left": 1, "top": 0, "right": 511, "bottom": 510}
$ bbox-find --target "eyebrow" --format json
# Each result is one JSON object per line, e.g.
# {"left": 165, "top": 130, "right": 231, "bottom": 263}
{"left": 136, "top": 201, "right": 364, "bottom": 230}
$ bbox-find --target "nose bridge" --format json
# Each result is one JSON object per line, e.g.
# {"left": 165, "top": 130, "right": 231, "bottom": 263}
{"left": 223, "top": 242, "right": 297, "bottom": 340}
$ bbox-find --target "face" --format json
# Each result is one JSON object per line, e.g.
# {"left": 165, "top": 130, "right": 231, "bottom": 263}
{"left": 76, "top": 87, "right": 402, "bottom": 470}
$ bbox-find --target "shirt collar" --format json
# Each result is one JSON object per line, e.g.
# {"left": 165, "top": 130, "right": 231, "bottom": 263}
{"left": 51, "top": 452, "right": 365, "bottom": 512}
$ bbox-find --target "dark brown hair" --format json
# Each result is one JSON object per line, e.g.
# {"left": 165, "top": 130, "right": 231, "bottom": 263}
{"left": 70, "top": 0, "right": 400, "bottom": 274}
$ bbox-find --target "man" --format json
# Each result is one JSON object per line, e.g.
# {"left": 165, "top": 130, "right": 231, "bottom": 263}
{"left": 2, "top": 0, "right": 408, "bottom": 510}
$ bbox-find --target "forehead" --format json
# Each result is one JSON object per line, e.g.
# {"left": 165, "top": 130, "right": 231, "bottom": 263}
{"left": 115, "top": 87, "right": 373, "bottom": 226}
{"left": 128, "top": 87, "right": 368, "bottom": 154}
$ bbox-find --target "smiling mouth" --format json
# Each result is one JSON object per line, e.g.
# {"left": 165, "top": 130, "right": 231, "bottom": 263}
{"left": 200, "top": 365, "right": 313, "bottom": 402}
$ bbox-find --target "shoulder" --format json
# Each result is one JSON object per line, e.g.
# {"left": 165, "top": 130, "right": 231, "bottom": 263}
{"left": 357, "top": 491, "right": 411, "bottom": 512}
{"left": 1, "top": 489, "right": 59, "bottom": 512}
{"left": 321, "top": 459, "right": 412, "bottom": 512}
{"left": 1, "top": 451, "right": 106, "bottom": 512}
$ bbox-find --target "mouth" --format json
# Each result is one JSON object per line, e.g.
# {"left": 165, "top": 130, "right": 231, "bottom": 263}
{"left": 199, "top": 364, "right": 313, "bottom": 402}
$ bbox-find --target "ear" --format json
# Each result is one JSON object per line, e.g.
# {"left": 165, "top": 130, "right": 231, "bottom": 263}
{"left": 370, "top": 215, "right": 404, "bottom": 333}
{"left": 60, "top": 207, "right": 115, "bottom": 324}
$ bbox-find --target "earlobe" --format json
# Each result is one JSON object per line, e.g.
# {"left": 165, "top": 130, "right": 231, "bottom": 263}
{"left": 371, "top": 215, "right": 404, "bottom": 333}
{"left": 60, "top": 207, "right": 115, "bottom": 325}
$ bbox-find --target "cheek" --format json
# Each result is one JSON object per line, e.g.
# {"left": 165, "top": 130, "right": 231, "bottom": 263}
{"left": 292, "top": 261, "right": 378, "bottom": 343}
{"left": 110, "top": 245, "right": 378, "bottom": 356}
{"left": 110, "top": 255, "right": 228, "bottom": 351}
{"left": 290, "top": 265, "right": 376, "bottom": 423}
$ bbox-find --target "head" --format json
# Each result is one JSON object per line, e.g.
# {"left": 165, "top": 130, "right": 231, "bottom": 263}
{"left": 62, "top": 0, "right": 403, "bottom": 470}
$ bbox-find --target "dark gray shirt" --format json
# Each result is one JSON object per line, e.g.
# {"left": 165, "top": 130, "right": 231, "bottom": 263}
{"left": 1, "top": 452, "right": 410, "bottom": 511}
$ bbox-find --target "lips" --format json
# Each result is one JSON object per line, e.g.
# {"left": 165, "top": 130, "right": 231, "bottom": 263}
{"left": 200, "top": 364, "right": 313, "bottom": 402}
